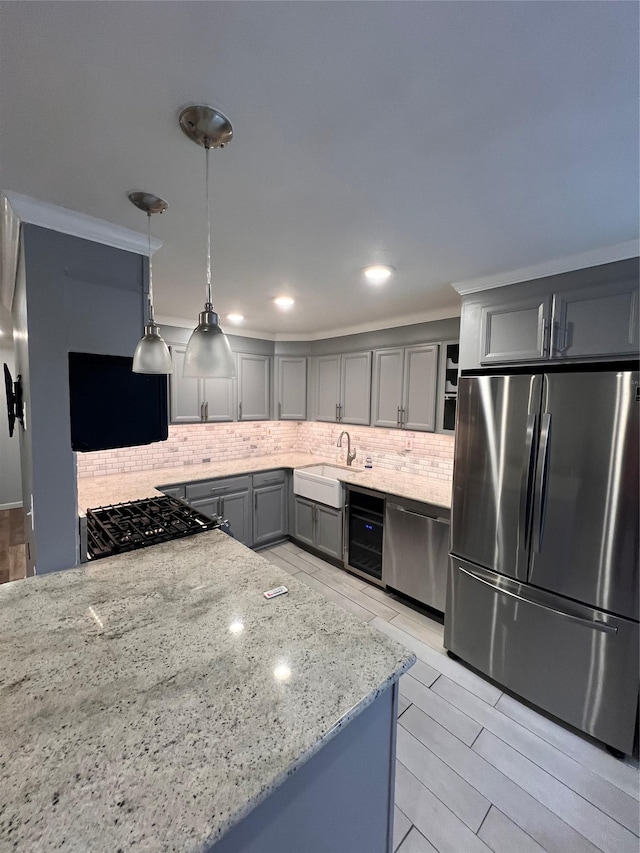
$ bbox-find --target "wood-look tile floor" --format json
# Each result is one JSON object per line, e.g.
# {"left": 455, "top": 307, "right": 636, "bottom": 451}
{"left": 263, "top": 542, "right": 640, "bottom": 853}
{"left": 0, "top": 507, "right": 26, "bottom": 585}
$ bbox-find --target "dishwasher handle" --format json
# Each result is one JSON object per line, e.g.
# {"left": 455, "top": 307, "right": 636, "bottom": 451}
{"left": 387, "top": 503, "right": 448, "bottom": 524}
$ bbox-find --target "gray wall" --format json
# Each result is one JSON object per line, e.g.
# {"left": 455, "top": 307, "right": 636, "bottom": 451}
{"left": 0, "top": 331, "right": 23, "bottom": 509}
{"left": 14, "top": 225, "right": 145, "bottom": 575}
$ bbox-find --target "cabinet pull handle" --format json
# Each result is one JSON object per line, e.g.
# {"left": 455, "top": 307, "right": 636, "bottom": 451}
{"left": 335, "top": 403, "right": 339, "bottom": 422}
{"left": 278, "top": 402, "right": 282, "bottom": 420}
{"left": 541, "top": 320, "right": 551, "bottom": 357}
{"left": 200, "top": 402, "right": 204, "bottom": 422}
{"left": 220, "top": 498, "right": 224, "bottom": 516}
{"left": 254, "top": 492, "right": 258, "bottom": 511}
{"left": 397, "top": 406, "right": 402, "bottom": 428}
{"left": 239, "top": 402, "right": 243, "bottom": 420}
{"left": 401, "top": 407, "right": 406, "bottom": 427}
{"left": 204, "top": 402, "right": 209, "bottom": 421}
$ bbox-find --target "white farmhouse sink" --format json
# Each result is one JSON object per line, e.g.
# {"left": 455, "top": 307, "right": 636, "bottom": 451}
{"left": 293, "top": 464, "right": 350, "bottom": 509}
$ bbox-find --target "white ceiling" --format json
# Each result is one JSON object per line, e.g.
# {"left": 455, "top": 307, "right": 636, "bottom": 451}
{"left": 0, "top": 1, "right": 638, "bottom": 338}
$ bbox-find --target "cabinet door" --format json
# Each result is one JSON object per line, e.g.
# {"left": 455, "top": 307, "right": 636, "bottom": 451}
{"left": 480, "top": 296, "right": 552, "bottom": 364}
{"left": 203, "top": 376, "right": 234, "bottom": 422}
{"left": 238, "top": 354, "right": 270, "bottom": 420}
{"left": 276, "top": 357, "right": 307, "bottom": 420}
{"left": 293, "top": 496, "right": 315, "bottom": 547}
{"left": 253, "top": 483, "right": 287, "bottom": 547}
{"left": 371, "top": 348, "right": 404, "bottom": 428}
{"left": 553, "top": 280, "right": 639, "bottom": 358}
{"left": 315, "top": 355, "right": 341, "bottom": 422}
{"left": 402, "top": 344, "right": 439, "bottom": 432}
{"left": 315, "top": 504, "right": 343, "bottom": 561}
{"left": 220, "top": 490, "right": 251, "bottom": 546}
{"left": 169, "top": 345, "right": 203, "bottom": 423}
{"left": 189, "top": 496, "right": 219, "bottom": 519}
{"left": 340, "top": 351, "right": 372, "bottom": 425}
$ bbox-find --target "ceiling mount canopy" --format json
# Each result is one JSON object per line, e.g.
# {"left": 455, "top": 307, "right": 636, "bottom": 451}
{"left": 180, "top": 104, "right": 236, "bottom": 379}
{"left": 128, "top": 190, "right": 173, "bottom": 375}
{"left": 178, "top": 105, "right": 233, "bottom": 149}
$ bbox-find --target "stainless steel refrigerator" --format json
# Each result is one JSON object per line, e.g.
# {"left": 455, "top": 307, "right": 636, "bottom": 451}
{"left": 445, "top": 367, "right": 639, "bottom": 755}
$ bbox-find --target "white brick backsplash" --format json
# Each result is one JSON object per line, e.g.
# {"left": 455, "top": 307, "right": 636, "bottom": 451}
{"left": 76, "top": 420, "right": 453, "bottom": 478}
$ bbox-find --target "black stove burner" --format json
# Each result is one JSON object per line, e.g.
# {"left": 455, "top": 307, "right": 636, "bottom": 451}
{"left": 86, "top": 496, "right": 221, "bottom": 560}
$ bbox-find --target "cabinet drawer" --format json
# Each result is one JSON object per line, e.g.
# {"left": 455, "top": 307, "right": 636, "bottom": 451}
{"left": 253, "top": 469, "right": 286, "bottom": 488}
{"left": 186, "top": 475, "right": 251, "bottom": 500}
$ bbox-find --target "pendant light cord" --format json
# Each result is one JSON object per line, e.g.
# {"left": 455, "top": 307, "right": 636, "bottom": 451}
{"left": 206, "top": 144, "right": 213, "bottom": 307}
{"left": 147, "top": 212, "right": 155, "bottom": 323}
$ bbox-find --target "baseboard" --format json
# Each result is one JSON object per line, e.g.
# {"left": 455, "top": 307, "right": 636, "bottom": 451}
{"left": 0, "top": 501, "right": 23, "bottom": 511}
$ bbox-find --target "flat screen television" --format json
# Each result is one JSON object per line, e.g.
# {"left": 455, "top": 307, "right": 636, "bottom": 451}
{"left": 69, "top": 352, "right": 168, "bottom": 452}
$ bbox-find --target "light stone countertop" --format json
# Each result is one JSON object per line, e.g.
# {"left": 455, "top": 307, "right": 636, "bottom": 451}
{"left": 0, "top": 530, "right": 415, "bottom": 852}
{"left": 77, "top": 452, "right": 452, "bottom": 514}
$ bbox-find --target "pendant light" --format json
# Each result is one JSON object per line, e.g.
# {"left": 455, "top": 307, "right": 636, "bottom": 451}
{"left": 128, "top": 191, "right": 173, "bottom": 374}
{"left": 179, "top": 104, "right": 236, "bottom": 379}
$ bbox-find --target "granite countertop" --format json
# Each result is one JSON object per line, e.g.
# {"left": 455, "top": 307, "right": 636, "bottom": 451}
{"left": 77, "top": 453, "right": 452, "bottom": 514}
{"left": 0, "top": 531, "right": 414, "bottom": 852}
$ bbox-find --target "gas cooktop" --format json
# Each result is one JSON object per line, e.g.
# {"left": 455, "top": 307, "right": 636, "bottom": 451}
{"left": 86, "top": 495, "right": 221, "bottom": 560}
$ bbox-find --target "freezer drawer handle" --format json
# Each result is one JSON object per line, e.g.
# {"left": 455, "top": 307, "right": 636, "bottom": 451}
{"left": 457, "top": 566, "right": 618, "bottom": 635}
{"left": 387, "top": 503, "right": 448, "bottom": 523}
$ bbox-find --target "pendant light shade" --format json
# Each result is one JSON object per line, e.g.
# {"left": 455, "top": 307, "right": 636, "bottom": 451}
{"left": 133, "top": 322, "right": 174, "bottom": 374}
{"left": 180, "top": 104, "right": 236, "bottom": 379}
{"left": 183, "top": 305, "right": 236, "bottom": 378}
{"left": 128, "top": 191, "right": 172, "bottom": 375}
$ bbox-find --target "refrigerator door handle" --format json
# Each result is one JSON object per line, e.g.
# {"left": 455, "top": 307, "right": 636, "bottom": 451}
{"left": 457, "top": 566, "right": 618, "bottom": 634}
{"left": 518, "top": 413, "right": 537, "bottom": 551}
{"left": 532, "top": 412, "right": 552, "bottom": 553}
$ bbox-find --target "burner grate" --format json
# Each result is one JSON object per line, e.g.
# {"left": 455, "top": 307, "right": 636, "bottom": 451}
{"left": 86, "top": 496, "right": 220, "bottom": 560}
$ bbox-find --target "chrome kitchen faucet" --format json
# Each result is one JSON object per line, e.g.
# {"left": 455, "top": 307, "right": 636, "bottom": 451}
{"left": 337, "top": 431, "right": 356, "bottom": 466}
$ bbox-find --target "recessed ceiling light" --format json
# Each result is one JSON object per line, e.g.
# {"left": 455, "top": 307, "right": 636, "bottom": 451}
{"left": 226, "top": 313, "right": 244, "bottom": 324}
{"left": 273, "top": 296, "right": 294, "bottom": 309}
{"left": 362, "top": 264, "right": 395, "bottom": 284}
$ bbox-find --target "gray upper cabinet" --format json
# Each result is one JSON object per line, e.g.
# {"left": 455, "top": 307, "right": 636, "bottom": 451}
{"left": 403, "top": 345, "right": 439, "bottom": 432}
{"left": 467, "top": 259, "right": 639, "bottom": 368}
{"left": 169, "top": 345, "right": 202, "bottom": 423}
{"left": 372, "top": 344, "right": 438, "bottom": 432}
{"left": 169, "top": 345, "right": 234, "bottom": 423}
{"left": 238, "top": 353, "right": 271, "bottom": 420}
{"left": 553, "top": 279, "right": 639, "bottom": 358}
{"left": 340, "top": 351, "right": 372, "bottom": 425}
{"left": 315, "top": 355, "right": 342, "bottom": 422}
{"left": 314, "top": 351, "right": 372, "bottom": 425}
{"left": 275, "top": 356, "right": 307, "bottom": 420}
{"left": 480, "top": 296, "right": 552, "bottom": 364}
{"left": 371, "top": 348, "right": 404, "bottom": 428}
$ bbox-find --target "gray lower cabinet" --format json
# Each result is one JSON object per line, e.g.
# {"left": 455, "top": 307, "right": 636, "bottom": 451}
{"left": 275, "top": 356, "right": 307, "bottom": 420}
{"left": 238, "top": 353, "right": 271, "bottom": 420}
{"left": 185, "top": 475, "right": 252, "bottom": 546}
{"left": 372, "top": 344, "right": 439, "bottom": 432}
{"left": 292, "top": 496, "right": 343, "bottom": 560}
{"left": 252, "top": 470, "right": 287, "bottom": 547}
{"left": 169, "top": 344, "right": 234, "bottom": 423}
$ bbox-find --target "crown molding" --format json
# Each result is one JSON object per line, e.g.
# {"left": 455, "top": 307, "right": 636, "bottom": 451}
{"left": 1, "top": 191, "right": 161, "bottom": 256}
{"left": 156, "top": 315, "right": 276, "bottom": 341}
{"left": 451, "top": 240, "right": 639, "bottom": 296}
{"left": 158, "top": 305, "right": 461, "bottom": 343}
{"left": 273, "top": 305, "right": 461, "bottom": 341}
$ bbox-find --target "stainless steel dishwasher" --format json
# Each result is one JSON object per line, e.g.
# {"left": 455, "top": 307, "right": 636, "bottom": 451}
{"left": 383, "top": 500, "right": 450, "bottom": 612}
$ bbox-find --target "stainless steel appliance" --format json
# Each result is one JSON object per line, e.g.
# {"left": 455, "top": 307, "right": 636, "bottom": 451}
{"left": 383, "top": 500, "right": 450, "bottom": 612}
{"left": 86, "top": 496, "right": 223, "bottom": 560}
{"left": 445, "top": 366, "right": 639, "bottom": 755}
{"left": 345, "top": 488, "right": 384, "bottom": 585}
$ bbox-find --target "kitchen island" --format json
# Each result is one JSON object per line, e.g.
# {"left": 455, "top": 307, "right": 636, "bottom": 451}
{"left": 0, "top": 531, "right": 414, "bottom": 852}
